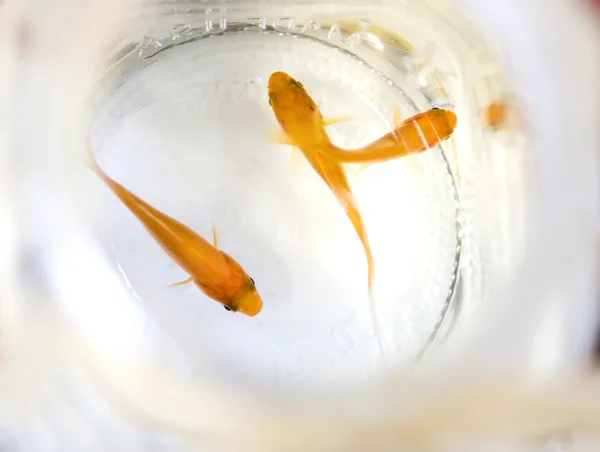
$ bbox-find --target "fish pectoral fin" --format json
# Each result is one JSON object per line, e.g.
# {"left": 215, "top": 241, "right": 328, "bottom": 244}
{"left": 289, "top": 146, "right": 305, "bottom": 169}
{"left": 323, "top": 115, "right": 355, "bottom": 127}
{"left": 358, "top": 162, "right": 372, "bottom": 173}
{"left": 346, "top": 162, "right": 372, "bottom": 177}
{"left": 392, "top": 107, "right": 404, "bottom": 128}
{"left": 267, "top": 128, "right": 295, "bottom": 146}
{"left": 169, "top": 276, "right": 194, "bottom": 287}
{"left": 405, "top": 154, "right": 424, "bottom": 173}
{"left": 451, "top": 145, "right": 462, "bottom": 186}
{"left": 211, "top": 224, "right": 219, "bottom": 248}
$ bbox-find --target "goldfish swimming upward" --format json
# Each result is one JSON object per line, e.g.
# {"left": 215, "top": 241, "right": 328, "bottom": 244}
{"left": 268, "top": 71, "right": 376, "bottom": 296}
{"left": 267, "top": 72, "right": 457, "bottom": 165}
{"left": 267, "top": 71, "right": 382, "bottom": 365}
{"left": 86, "top": 145, "right": 263, "bottom": 316}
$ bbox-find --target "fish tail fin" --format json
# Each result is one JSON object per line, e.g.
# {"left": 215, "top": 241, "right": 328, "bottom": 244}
{"left": 360, "top": 212, "right": 375, "bottom": 295}
{"left": 341, "top": 194, "right": 385, "bottom": 367}
{"left": 84, "top": 134, "right": 114, "bottom": 188}
{"left": 368, "top": 291, "right": 388, "bottom": 369}
{"left": 368, "top": 256, "right": 375, "bottom": 295}
{"left": 329, "top": 181, "right": 386, "bottom": 367}
{"left": 365, "top": 240, "right": 381, "bottom": 366}
{"left": 338, "top": 189, "right": 375, "bottom": 291}
{"left": 84, "top": 134, "right": 101, "bottom": 174}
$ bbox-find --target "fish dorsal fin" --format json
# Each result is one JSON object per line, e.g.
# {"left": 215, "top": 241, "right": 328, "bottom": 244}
{"left": 212, "top": 224, "right": 219, "bottom": 249}
{"left": 323, "top": 115, "right": 355, "bottom": 127}
{"left": 169, "top": 276, "right": 193, "bottom": 287}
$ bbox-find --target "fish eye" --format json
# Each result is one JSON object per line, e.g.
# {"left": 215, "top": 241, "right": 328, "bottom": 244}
{"left": 250, "top": 278, "right": 255, "bottom": 285}
{"left": 268, "top": 98, "right": 272, "bottom": 106}
{"left": 432, "top": 107, "right": 440, "bottom": 110}
{"left": 293, "top": 80, "right": 304, "bottom": 89}
{"left": 224, "top": 306, "right": 232, "bottom": 311}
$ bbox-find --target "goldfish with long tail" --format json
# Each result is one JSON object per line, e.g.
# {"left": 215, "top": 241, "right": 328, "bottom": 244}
{"left": 86, "top": 143, "right": 263, "bottom": 316}
{"left": 267, "top": 71, "right": 382, "bottom": 363}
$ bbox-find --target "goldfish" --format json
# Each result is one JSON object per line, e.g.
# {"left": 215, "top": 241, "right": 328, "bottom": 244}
{"left": 482, "top": 102, "right": 509, "bottom": 130}
{"left": 352, "top": 106, "right": 457, "bottom": 174}
{"left": 267, "top": 73, "right": 456, "bottom": 165}
{"left": 359, "top": 109, "right": 456, "bottom": 156}
{"left": 482, "top": 100, "right": 529, "bottom": 134}
{"left": 320, "top": 107, "right": 457, "bottom": 163}
{"left": 268, "top": 71, "right": 376, "bottom": 295}
{"left": 86, "top": 146, "right": 263, "bottom": 316}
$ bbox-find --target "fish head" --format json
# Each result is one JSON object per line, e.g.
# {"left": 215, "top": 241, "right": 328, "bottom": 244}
{"left": 215, "top": 252, "right": 263, "bottom": 317}
{"left": 430, "top": 108, "right": 458, "bottom": 138}
{"left": 483, "top": 102, "right": 508, "bottom": 129}
{"left": 268, "top": 71, "right": 321, "bottom": 141}
{"left": 227, "top": 280, "right": 263, "bottom": 317}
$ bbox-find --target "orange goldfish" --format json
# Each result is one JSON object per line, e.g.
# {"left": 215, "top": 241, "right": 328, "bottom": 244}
{"left": 268, "top": 71, "right": 376, "bottom": 295}
{"left": 482, "top": 102, "right": 509, "bottom": 130}
{"left": 349, "top": 106, "right": 457, "bottom": 173}
{"left": 267, "top": 72, "right": 456, "bottom": 165}
{"left": 354, "top": 108, "right": 457, "bottom": 161}
{"left": 87, "top": 147, "right": 263, "bottom": 316}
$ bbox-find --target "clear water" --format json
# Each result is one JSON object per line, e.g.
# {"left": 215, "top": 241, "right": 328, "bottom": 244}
{"left": 5, "top": 0, "right": 600, "bottom": 450}
{"left": 88, "top": 16, "right": 467, "bottom": 389}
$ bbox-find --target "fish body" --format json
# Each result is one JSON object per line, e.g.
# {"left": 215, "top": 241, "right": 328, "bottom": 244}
{"left": 87, "top": 152, "right": 262, "bottom": 316}
{"left": 350, "top": 108, "right": 457, "bottom": 162}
